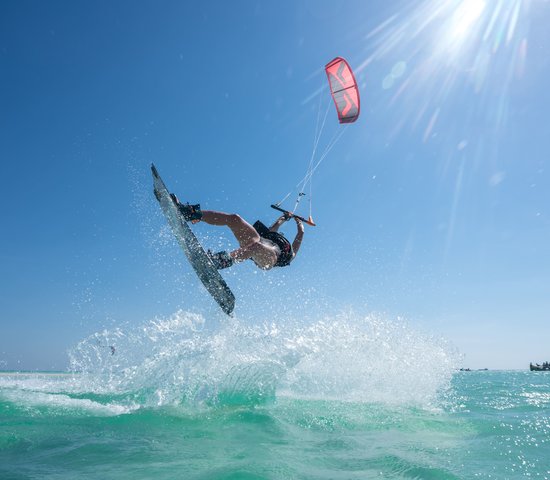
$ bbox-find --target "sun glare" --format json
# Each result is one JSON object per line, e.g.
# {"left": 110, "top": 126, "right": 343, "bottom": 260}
{"left": 450, "top": 0, "right": 486, "bottom": 39}
{"left": 359, "top": 0, "right": 529, "bottom": 136}
{"left": 433, "top": 0, "right": 488, "bottom": 59}
{"left": 356, "top": 0, "right": 532, "bottom": 253}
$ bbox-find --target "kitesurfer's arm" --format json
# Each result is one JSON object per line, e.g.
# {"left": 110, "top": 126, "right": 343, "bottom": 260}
{"left": 291, "top": 218, "right": 305, "bottom": 256}
{"left": 269, "top": 214, "right": 290, "bottom": 232}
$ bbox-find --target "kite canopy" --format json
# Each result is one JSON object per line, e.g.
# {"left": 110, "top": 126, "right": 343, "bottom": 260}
{"left": 325, "top": 57, "right": 360, "bottom": 124}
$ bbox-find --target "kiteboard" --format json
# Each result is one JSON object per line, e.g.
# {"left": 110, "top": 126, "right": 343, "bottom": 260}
{"left": 151, "top": 164, "right": 235, "bottom": 315}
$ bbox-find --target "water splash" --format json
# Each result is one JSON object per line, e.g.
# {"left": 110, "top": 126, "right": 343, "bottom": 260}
{"left": 66, "top": 310, "right": 459, "bottom": 411}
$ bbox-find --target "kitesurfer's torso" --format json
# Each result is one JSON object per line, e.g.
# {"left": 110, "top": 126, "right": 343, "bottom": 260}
{"left": 250, "top": 238, "right": 280, "bottom": 270}
{"left": 251, "top": 220, "right": 294, "bottom": 269}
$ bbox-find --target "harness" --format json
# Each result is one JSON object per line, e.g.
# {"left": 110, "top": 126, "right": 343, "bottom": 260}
{"left": 253, "top": 221, "right": 294, "bottom": 267}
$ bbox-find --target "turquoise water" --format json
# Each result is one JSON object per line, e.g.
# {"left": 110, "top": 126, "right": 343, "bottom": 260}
{"left": 1, "top": 312, "right": 549, "bottom": 479}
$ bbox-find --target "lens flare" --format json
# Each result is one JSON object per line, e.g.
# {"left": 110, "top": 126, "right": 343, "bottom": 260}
{"left": 360, "top": 0, "right": 530, "bottom": 138}
{"left": 356, "top": 0, "right": 532, "bottom": 257}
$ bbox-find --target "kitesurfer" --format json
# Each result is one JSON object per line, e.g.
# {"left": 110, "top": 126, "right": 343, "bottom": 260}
{"left": 170, "top": 195, "right": 304, "bottom": 270}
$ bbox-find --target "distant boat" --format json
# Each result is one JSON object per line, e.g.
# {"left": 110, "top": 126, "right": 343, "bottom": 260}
{"left": 530, "top": 363, "right": 550, "bottom": 371}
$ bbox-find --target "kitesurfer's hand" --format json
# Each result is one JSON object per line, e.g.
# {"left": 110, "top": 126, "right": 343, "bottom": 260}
{"left": 282, "top": 212, "right": 292, "bottom": 221}
{"left": 294, "top": 217, "right": 304, "bottom": 232}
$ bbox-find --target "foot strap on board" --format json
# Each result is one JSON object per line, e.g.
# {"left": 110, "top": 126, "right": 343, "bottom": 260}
{"left": 170, "top": 194, "right": 202, "bottom": 222}
{"left": 207, "top": 250, "right": 234, "bottom": 270}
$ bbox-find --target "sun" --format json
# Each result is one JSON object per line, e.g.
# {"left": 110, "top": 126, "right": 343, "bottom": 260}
{"left": 450, "top": 0, "right": 486, "bottom": 40}
{"left": 355, "top": 0, "right": 531, "bottom": 146}
{"left": 432, "top": 0, "right": 488, "bottom": 59}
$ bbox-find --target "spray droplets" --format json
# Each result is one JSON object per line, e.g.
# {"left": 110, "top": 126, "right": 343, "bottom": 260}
{"left": 68, "top": 310, "right": 458, "bottom": 409}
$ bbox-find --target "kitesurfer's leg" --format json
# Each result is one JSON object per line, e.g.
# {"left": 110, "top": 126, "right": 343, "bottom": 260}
{"left": 201, "top": 211, "right": 260, "bottom": 247}
{"left": 201, "top": 211, "right": 278, "bottom": 269}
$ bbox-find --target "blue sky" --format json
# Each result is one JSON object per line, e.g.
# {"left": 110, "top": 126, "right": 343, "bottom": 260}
{"left": 1, "top": 0, "right": 549, "bottom": 371}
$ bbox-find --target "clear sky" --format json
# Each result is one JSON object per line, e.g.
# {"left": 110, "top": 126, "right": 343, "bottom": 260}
{"left": 1, "top": 0, "right": 549, "bottom": 371}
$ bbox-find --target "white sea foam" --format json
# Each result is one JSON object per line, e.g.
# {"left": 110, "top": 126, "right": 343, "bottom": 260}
{"left": 0, "top": 387, "right": 136, "bottom": 416}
